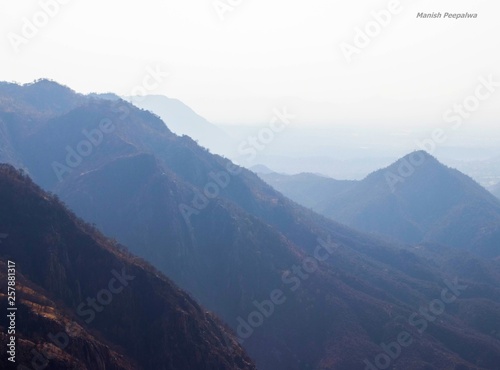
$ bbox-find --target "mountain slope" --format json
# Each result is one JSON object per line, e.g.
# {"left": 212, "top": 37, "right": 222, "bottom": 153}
{"left": 315, "top": 151, "right": 500, "bottom": 257}
{"left": 2, "top": 81, "right": 500, "bottom": 369}
{"left": 0, "top": 164, "right": 255, "bottom": 370}
{"left": 0, "top": 259, "right": 137, "bottom": 370}
{"left": 257, "top": 171, "right": 355, "bottom": 210}
{"left": 260, "top": 152, "right": 500, "bottom": 257}
{"left": 490, "top": 182, "right": 500, "bottom": 199}
{"left": 124, "top": 94, "right": 234, "bottom": 157}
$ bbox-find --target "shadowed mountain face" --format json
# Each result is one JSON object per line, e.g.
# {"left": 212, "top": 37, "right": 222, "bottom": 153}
{"left": 0, "top": 80, "right": 87, "bottom": 171}
{"left": 2, "top": 81, "right": 500, "bottom": 369}
{"left": 260, "top": 152, "right": 500, "bottom": 258}
{"left": 0, "top": 164, "right": 255, "bottom": 370}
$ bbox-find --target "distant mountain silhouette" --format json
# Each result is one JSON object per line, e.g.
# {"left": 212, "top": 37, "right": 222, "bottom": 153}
{"left": 323, "top": 151, "right": 500, "bottom": 257}
{"left": 0, "top": 164, "right": 255, "bottom": 370}
{"left": 261, "top": 152, "right": 500, "bottom": 257}
{"left": 249, "top": 164, "right": 275, "bottom": 175}
{"left": 124, "top": 94, "right": 234, "bottom": 157}
{"left": 2, "top": 81, "right": 500, "bottom": 369}
{"left": 258, "top": 172, "right": 355, "bottom": 210}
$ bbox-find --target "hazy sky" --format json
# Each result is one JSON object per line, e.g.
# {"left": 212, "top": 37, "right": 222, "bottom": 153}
{"left": 1, "top": 0, "right": 499, "bottom": 126}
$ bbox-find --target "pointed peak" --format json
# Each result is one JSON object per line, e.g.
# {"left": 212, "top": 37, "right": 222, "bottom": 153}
{"left": 401, "top": 150, "right": 437, "bottom": 162}
{"left": 364, "top": 150, "right": 445, "bottom": 185}
{"left": 24, "top": 79, "right": 77, "bottom": 94}
{"left": 390, "top": 150, "right": 441, "bottom": 170}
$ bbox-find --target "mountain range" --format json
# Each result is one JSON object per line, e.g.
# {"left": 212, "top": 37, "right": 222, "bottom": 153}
{"left": 123, "top": 94, "right": 234, "bottom": 158}
{"left": 0, "top": 164, "right": 255, "bottom": 370}
{"left": 1, "top": 80, "right": 500, "bottom": 369}
{"left": 256, "top": 171, "right": 355, "bottom": 211}
{"left": 259, "top": 152, "right": 500, "bottom": 258}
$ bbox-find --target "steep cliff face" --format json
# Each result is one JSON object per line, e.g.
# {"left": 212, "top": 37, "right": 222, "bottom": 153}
{"left": 0, "top": 261, "right": 137, "bottom": 370}
{"left": 0, "top": 164, "right": 255, "bottom": 370}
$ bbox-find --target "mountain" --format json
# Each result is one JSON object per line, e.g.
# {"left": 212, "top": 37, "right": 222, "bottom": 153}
{"left": 0, "top": 164, "right": 255, "bottom": 370}
{"left": 0, "top": 79, "right": 86, "bottom": 170}
{"left": 2, "top": 80, "right": 500, "bottom": 369}
{"left": 319, "top": 152, "right": 500, "bottom": 257}
{"left": 249, "top": 164, "right": 275, "bottom": 175}
{"left": 0, "top": 79, "right": 86, "bottom": 117}
{"left": 261, "top": 152, "right": 500, "bottom": 258}
{"left": 258, "top": 172, "right": 355, "bottom": 210}
{"left": 124, "top": 94, "right": 235, "bottom": 157}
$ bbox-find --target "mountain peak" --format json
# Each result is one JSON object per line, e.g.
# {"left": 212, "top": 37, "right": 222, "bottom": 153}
{"left": 404, "top": 149, "right": 434, "bottom": 160}
{"left": 312, "top": 149, "right": 500, "bottom": 255}
{"left": 364, "top": 150, "right": 442, "bottom": 185}
{"left": 27, "top": 78, "right": 68, "bottom": 87}
{"left": 396, "top": 150, "right": 440, "bottom": 168}
{"left": 0, "top": 79, "right": 83, "bottom": 115}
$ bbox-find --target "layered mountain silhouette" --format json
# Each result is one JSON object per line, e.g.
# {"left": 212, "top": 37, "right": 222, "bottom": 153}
{"left": 123, "top": 94, "right": 234, "bottom": 157}
{"left": 260, "top": 152, "right": 500, "bottom": 258}
{"left": 2, "top": 80, "right": 500, "bottom": 369}
{"left": 257, "top": 171, "right": 355, "bottom": 211}
{"left": 0, "top": 164, "right": 255, "bottom": 370}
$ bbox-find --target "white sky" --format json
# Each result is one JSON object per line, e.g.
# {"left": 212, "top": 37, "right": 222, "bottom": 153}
{"left": 0, "top": 0, "right": 499, "bottom": 126}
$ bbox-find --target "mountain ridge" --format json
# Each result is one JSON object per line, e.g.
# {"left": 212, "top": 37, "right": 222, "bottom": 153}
{"left": 2, "top": 81, "right": 500, "bottom": 369}
{"left": 0, "top": 163, "right": 256, "bottom": 370}
{"left": 261, "top": 150, "right": 500, "bottom": 257}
